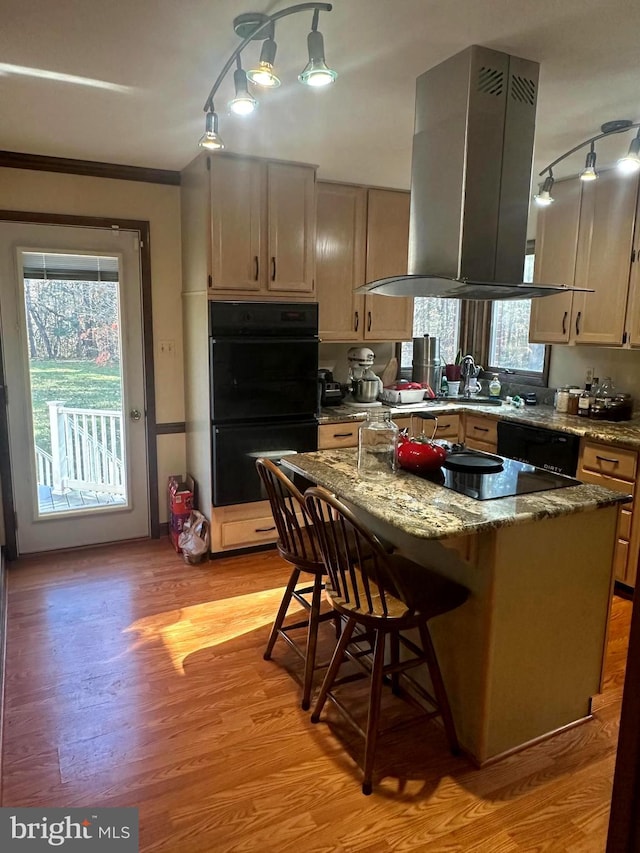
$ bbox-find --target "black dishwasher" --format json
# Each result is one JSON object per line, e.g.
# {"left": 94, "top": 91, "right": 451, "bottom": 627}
{"left": 496, "top": 422, "right": 580, "bottom": 476}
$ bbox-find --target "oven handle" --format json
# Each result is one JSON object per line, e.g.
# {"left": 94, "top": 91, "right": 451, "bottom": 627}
{"left": 210, "top": 336, "right": 318, "bottom": 345}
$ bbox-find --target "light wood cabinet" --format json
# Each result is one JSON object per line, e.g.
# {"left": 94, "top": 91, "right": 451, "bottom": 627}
{"left": 364, "top": 189, "right": 414, "bottom": 342}
{"left": 529, "top": 178, "right": 581, "bottom": 343}
{"left": 210, "top": 155, "right": 316, "bottom": 299}
{"left": 463, "top": 414, "right": 498, "bottom": 453}
{"left": 577, "top": 439, "right": 638, "bottom": 587}
{"left": 318, "top": 422, "right": 360, "bottom": 449}
{"left": 316, "top": 183, "right": 413, "bottom": 342}
{"left": 530, "top": 171, "right": 640, "bottom": 346}
{"left": 316, "top": 183, "right": 366, "bottom": 341}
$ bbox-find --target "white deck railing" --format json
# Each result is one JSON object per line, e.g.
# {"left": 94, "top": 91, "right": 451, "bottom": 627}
{"left": 44, "top": 401, "right": 125, "bottom": 494}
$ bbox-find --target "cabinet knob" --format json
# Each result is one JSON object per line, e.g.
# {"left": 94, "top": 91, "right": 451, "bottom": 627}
{"left": 562, "top": 311, "right": 568, "bottom": 335}
{"left": 575, "top": 311, "right": 581, "bottom": 336}
{"left": 367, "top": 311, "right": 372, "bottom": 332}
{"left": 271, "top": 257, "right": 276, "bottom": 281}
{"left": 254, "top": 256, "right": 259, "bottom": 281}
{"left": 354, "top": 311, "right": 359, "bottom": 332}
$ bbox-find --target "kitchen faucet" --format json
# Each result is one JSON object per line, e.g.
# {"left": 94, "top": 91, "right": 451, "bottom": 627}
{"left": 460, "top": 354, "right": 480, "bottom": 398}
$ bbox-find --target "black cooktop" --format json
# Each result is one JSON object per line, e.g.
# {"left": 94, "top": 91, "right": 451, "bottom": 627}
{"left": 425, "top": 453, "right": 581, "bottom": 501}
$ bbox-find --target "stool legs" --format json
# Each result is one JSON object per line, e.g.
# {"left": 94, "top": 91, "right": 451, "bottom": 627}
{"left": 301, "top": 572, "right": 324, "bottom": 711}
{"left": 362, "top": 629, "right": 387, "bottom": 796}
{"left": 311, "top": 616, "right": 356, "bottom": 723}
{"left": 263, "top": 567, "right": 301, "bottom": 662}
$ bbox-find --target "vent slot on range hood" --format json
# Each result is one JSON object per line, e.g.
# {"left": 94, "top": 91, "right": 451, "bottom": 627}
{"left": 356, "top": 45, "right": 591, "bottom": 300}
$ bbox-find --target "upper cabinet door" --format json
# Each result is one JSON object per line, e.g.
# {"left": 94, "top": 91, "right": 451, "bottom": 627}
{"left": 316, "top": 183, "right": 366, "bottom": 341}
{"left": 529, "top": 178, "right": 581, "bottom": 344}
{"left": 210, "top": 157, "right": 263, "bottom": 292}
{"left": 267, "top": 163, "right": 316, "bottom": 294}
{"left": 364, "top": 189, "right": 413, "bottom": 342}
{"left": 572, "top": 170, "right": 639, "bottom": 345}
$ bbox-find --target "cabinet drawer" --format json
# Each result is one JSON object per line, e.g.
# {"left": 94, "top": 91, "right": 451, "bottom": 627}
{"left": 464, "top": 437, "right": 498, "bottom": 454}
{"left": 433, "top": 414, "right": 460, "bottom": 439}
{"left": 221, "top": 516, "right": 279, "bottom": 549}
{"left": 318, "top": 423, "right": 359, "bottom": 449}
{"left": 394, "top": 414, "right": 460, "bottom": 439}
{"left": 577, "top": 467, "right": 635, "bottom": 500}
{"left": 581, "top": 442, "right": 637, "bottom": 481}
{"left": 464, "top": 415, "right": 498, "bottom": 446}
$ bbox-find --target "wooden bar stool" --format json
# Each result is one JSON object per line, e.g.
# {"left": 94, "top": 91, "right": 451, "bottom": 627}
{"left": 256, "top": 458, "right": 338, "bottom": 710}
{"left": 304, "top": 486, "right": 469, "bottom": 795}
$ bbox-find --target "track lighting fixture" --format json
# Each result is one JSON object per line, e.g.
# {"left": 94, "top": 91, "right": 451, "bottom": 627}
{"left": 534, "top": 173, "right": 555, "bottom": 207}
{"left": 199, "top": 3, "right": 336, "bottom": 152}
{"left": 536, "top": 119, "right": 640, "bottom": 204}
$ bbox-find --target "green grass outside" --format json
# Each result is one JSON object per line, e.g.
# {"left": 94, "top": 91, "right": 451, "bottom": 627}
{"left": 29, "top": 359, "right": 122, "bottom": 455}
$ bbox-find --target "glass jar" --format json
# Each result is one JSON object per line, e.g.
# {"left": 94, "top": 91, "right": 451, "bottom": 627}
{"left": 357, "top": 411, "right": 399, "bottom": 479}
{"left": 567, "top": 391, "right": 580, "bottom": 415}
{"left": 556, "top": 386, "right": 570, "bottom": 413}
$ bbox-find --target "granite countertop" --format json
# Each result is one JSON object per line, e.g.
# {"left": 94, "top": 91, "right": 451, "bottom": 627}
{"left": 318, "top": 402, "right": 640, "bottom": 450}
{"left": 285, "top": 448, "right": 630, "bottom": 540}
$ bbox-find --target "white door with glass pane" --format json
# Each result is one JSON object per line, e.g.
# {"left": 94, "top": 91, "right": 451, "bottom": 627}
{"left": 0, "top": 222, "right": 149, "bottom": 553}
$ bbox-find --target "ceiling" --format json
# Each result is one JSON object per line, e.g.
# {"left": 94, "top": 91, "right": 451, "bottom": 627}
{"left": 1, "top": 0, "right": 640, "bottom": 192}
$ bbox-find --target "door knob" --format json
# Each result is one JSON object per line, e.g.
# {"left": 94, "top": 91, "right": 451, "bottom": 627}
{"left": 130, "top": 409, "right": 142, "bottom": 421}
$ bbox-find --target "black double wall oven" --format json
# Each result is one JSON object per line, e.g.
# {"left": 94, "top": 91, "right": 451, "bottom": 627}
{"left": 209, "top": 301, "right": 319, "bottom": 506}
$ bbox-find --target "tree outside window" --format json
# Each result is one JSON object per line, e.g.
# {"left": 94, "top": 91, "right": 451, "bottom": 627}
{"left": 488, "top": 253, "right": 546, "bottom": 374}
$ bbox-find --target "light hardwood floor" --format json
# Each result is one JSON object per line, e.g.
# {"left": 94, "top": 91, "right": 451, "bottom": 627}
{"left": 1, "top": 539, "right": 632, "bottom": 852}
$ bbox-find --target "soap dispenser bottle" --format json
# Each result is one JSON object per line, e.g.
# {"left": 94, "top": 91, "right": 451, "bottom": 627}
{"left": 489, "top": 374, "right": 501, "bottom": 397}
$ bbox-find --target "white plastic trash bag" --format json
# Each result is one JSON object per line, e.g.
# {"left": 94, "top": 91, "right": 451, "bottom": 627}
{"left": 178, "top": 510, "right": 210, "bottom": 564}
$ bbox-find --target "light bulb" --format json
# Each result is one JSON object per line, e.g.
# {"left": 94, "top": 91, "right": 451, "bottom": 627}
{"left": 618, "top": 134, "right": 640, "bottom": 174}
{"left": 534, "top": 175, "right": 555, "bottom": 206}
{"left": 247, "top": 61, "right": 281, "bottom": 88}
{"left": 228, "top": 67, "right": 257, "bottom": 116}
{"left": 580, "top": 147, "right": 598, "bottom": 181}
{"left": 299, "top": 30, "right": 337, "bottom": 88}
{"left": 198, "top": 111, "right": 224, "bottom": 151}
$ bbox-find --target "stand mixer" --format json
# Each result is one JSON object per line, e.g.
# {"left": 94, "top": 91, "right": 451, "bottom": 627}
{"left": 345, "top": 347, "right": 383, "bottom": 406}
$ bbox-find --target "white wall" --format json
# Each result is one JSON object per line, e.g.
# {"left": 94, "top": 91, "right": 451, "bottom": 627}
{"left": 0, "top": 166, "right": 185, "bottom": 524}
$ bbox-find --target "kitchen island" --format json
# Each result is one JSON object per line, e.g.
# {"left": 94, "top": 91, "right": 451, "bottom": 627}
{"left": 284, "top": 448, "right": 630, "bottom": 765}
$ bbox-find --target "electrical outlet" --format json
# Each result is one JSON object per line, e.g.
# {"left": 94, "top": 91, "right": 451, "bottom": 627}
{"left": 585, "top": 366, "right": 595, "bottom": 386}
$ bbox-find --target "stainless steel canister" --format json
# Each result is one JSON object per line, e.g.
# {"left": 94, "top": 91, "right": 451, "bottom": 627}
{"left": 412, "top": 335, "right": 441, "bottom": 389}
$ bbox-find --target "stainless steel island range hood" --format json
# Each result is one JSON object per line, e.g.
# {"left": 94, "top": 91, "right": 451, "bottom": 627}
{"left": 357, "top": 45, "right": 590, "bottom": 301}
